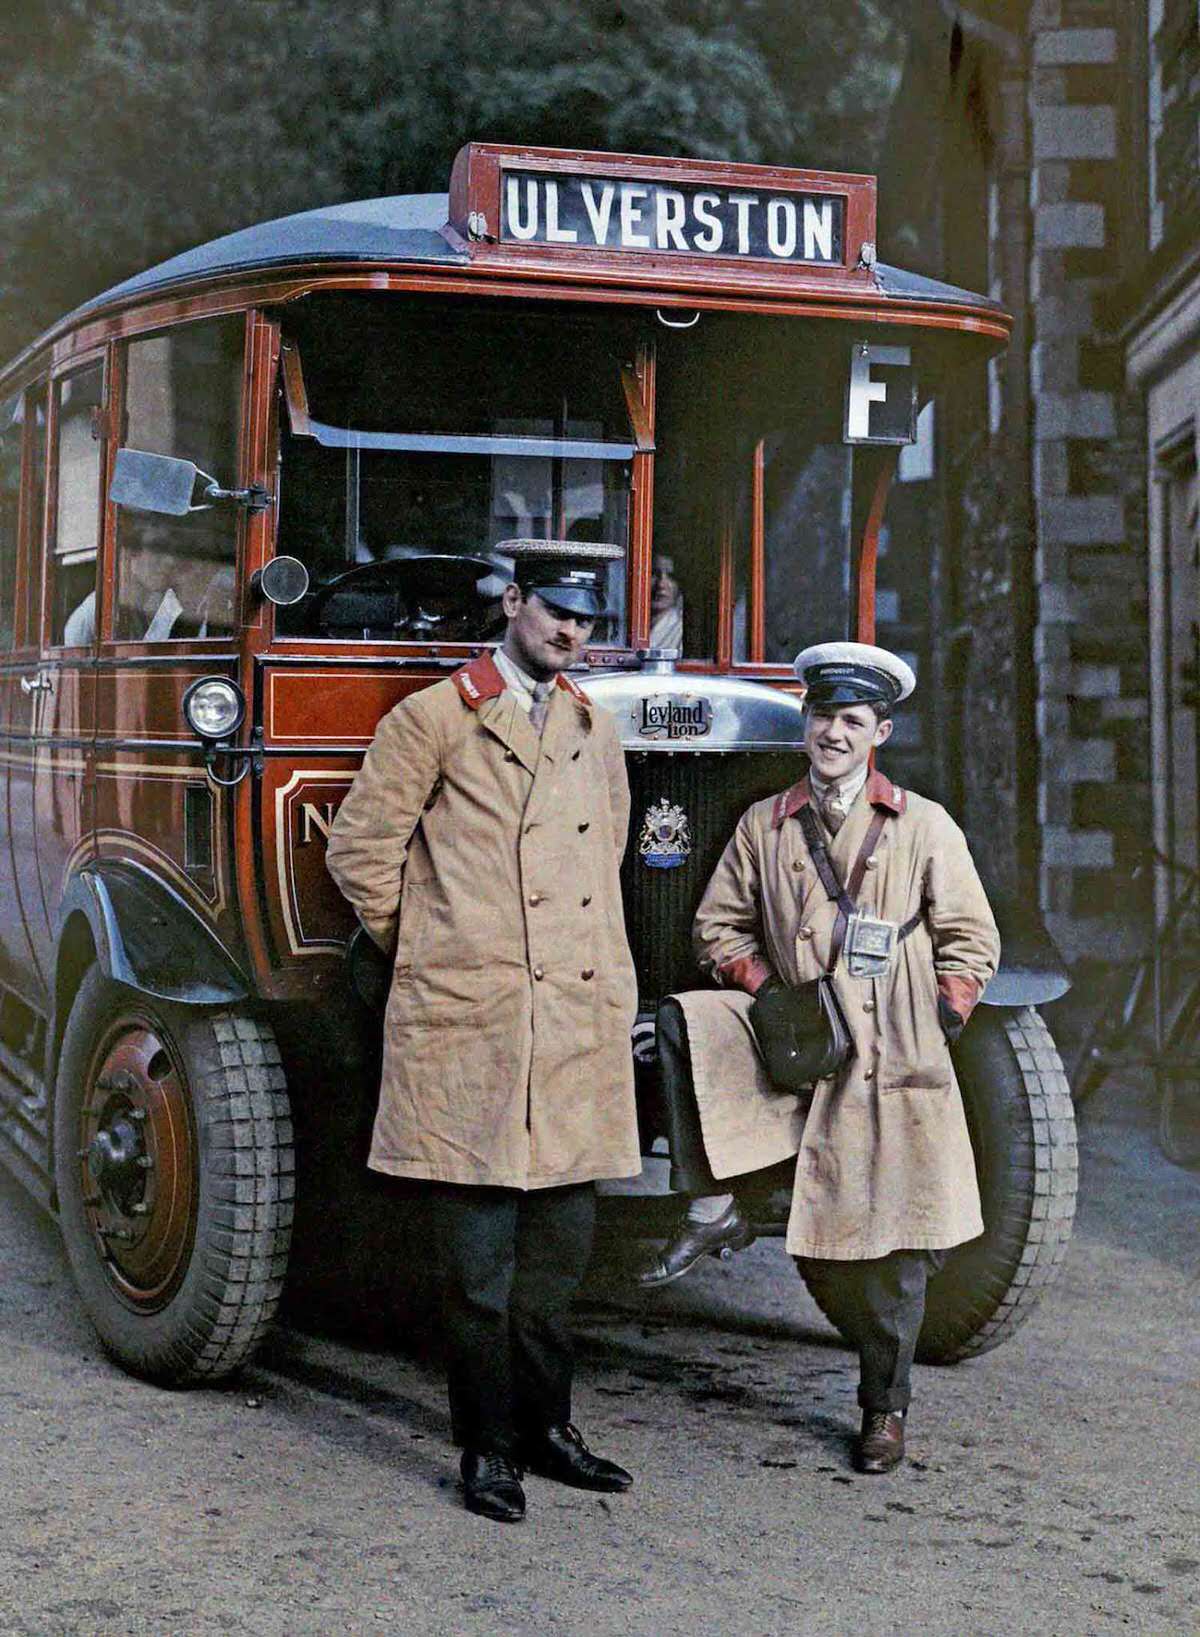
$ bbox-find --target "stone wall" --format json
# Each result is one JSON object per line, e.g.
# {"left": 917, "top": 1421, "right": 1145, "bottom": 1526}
{"left": 1025, "top": 2, "right": 1150, "bottom": 960}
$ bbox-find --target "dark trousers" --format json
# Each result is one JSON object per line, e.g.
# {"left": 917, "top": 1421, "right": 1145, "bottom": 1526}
{"left": 657, "top": 997, "right": 943, "bottom": 1413}
{"left": 796, "top": 1250, "right": 946, "bottom": 1412}
{"left": 426, "top": 1180, "right": 596, "bottom": 1452}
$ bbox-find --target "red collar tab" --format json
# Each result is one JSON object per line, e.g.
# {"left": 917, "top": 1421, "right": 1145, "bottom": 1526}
{"left": 555, "top": 672, "right": 589, "bottom": 705}
{"left": 452, "top": 653, "right": 591, "bottom": 713}
{"left": 866, "top": 768, "right": 906, "bottom": 814}
{"left": 771, "top": 770, "right": 905, "bottom": 828}
{"left": 452, "top": 652, "right": 506, "bottom": 710}
{"left": 772, "top": 779, "right": 811, "bottom": 828}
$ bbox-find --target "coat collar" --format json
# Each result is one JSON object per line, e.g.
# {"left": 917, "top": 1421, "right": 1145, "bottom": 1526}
{"left": 452, "top": 652, "right": 592, "bottom": 776}
{"left": 771, "top": 767, "right": 905, "bottom": 829}
{"left": 452, "top": 651, "right": 591, "bottom": 714}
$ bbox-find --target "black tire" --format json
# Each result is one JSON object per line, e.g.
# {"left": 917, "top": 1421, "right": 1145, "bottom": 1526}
{"left": 798, "top": 1007, "right": 1077, "bottom": 1364}
{"left": 53, "top": 968, "right": 294, "bottom": 1385}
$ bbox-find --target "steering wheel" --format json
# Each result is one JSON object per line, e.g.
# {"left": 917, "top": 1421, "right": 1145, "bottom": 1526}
{"left": 306, "top": 558, "right": 412, "bottom": 636}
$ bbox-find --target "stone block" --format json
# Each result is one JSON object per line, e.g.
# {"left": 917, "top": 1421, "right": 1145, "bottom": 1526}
{"left": 1035, "top": 541, "right": 1065, "bottom": 585}
{"left": 1036, "top": 289, "right": 1095, "bottom": 338}
{"left": 1039, "top": 496, "right": 1125, "bottom": 544}
{"left": 1029, "top": 2, "right": 1063, "bottom": 27}
{"left": 1034, "top": 440, "right": 1070, "bottom": 498}
{"left": 1099, "top": 695, "right": 1149, "bottom": 721}
{"left": 1065, "top": 738, "right": 1117, "bottom": 780}
{"left": 1031, "top": 161, "right": 1071, "bottom": 207}
{"left": 1041, "top": 824, "right": 1115, "bottom": 868}
{"left": 1035, "top": 392, "right": 1116, "bottom": 440}
{"left": 1031, "top": 66, "right": 1068, "bottom": 104}
{"left": 1030, "top": 250, "right": 1067, "bottom": 304}
{"left": 1034, "top": 623, "right": 1073, "bottom": 665}
{"left": 1034, "top": 697, "right": 1073, "bottom": 749}
{"left": 1035, "top": 202, "right": 1106, "bottom": 248}
{"left": 1038, "top": 582, "right": 1075, "bottom": 623}
{"left": 1071, "top": 663, "right": 1121, "bottom": 698}
{"left": 1032, "top": 105, "right": 1117, "bottom": 161}
{"left": 1033, "top": 28, "right": 1117, "bottom": 64}
{"left": 1032, "top": 338, "right": 1079, "bottom": 395}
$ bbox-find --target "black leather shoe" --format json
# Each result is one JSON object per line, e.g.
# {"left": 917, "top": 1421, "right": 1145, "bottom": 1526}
{"left": 854, "top": 1410, "right": 906, "bottom": 1474}
{"left": 634, "top": 1201, "right": 755, "bottom": 1288}
{"left": 521, "top": 1423, "right": 633, "bottom": 1492}
{"left": 461, "top": 1449, "right": 526, "bottom": 1521}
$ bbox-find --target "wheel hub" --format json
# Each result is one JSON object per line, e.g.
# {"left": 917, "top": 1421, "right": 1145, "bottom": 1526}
{"left": 85, "top": 1102, "right": 151, "bottom": 1217}
{"left": 77, "top": 1022, "right": 196, "bottom": 1311}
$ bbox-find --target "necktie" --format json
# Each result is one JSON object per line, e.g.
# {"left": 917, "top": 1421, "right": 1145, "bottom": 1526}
{"left": 529, "top": 681, "right": 553, "bottom": 735}
{"left": 821, "top": 792, "right": 847, "bottom": 834}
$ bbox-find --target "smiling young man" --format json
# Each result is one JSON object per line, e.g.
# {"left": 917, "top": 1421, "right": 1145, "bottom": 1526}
{"left": 635, "top": 641, "right": 1000, "bottom": 1474}
{"left": 326, "top": 541, "right": 640, "bottom": 1522}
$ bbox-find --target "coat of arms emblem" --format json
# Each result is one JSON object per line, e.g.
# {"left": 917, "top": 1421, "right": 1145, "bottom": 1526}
{"left": 639, "top": 798, "right": 692, "bottom": 870}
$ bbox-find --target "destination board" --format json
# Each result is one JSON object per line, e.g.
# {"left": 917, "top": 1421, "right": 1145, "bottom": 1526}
{"left": 499, "top": 170, "right": 845, "bottom": 266}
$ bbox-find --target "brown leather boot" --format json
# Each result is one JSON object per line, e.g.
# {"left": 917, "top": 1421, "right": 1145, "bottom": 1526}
{"left": 854, "top": 1409, "right": 906, "bottom": 1474}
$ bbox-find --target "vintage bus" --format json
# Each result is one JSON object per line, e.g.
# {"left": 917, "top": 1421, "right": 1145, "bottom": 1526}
{"left": 0, "top": 144, "right": 1075, "bottom": 1385}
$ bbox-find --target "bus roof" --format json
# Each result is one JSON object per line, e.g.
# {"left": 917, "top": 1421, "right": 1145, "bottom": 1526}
{"left": 7, "top": 170, "right": 1006, "bottom": 383}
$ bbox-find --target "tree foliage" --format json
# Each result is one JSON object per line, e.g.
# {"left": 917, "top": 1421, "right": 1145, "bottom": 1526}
{"left": 0, "top": 0, "right": 905, "bottom": 360}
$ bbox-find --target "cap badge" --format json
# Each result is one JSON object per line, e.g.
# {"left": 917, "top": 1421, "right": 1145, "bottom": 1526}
{"left": 639, "top": 799, "right": 692, "bottom": 871}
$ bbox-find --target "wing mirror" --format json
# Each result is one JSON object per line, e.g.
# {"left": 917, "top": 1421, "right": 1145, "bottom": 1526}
{"left": 111, "top": 448, "right": 270, "bottom": 516}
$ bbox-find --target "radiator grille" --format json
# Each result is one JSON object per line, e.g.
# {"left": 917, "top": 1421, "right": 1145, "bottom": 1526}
{"left": 621, "top": 750, "right": 800, "bottom": 1007}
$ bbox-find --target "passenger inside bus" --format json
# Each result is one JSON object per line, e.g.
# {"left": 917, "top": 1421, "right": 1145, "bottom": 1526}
{"left": 648, "top": 553, "right": 685, "bottom": 651}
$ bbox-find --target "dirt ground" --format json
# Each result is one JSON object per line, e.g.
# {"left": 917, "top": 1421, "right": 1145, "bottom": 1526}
{"left": 1, "top": 1067, "right": 1196, "bottom": 1637}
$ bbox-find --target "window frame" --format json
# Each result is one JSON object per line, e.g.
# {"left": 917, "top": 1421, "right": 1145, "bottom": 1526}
{"left": 103, "top": 313, "right": 253, "bottom": 652}
{"left": 43, "top": 349, "right": 110, "bottom": 654}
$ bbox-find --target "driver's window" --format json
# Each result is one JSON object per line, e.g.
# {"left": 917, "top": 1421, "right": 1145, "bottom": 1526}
{"left": 113, "top": 317, "right": 243, "bottom": 642}
{"left": 275, "top": 297, "right": 633, "bottom": 643}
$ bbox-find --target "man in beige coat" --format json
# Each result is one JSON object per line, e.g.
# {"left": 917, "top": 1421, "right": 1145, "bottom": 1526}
{"left": 637, "top": 642, "right": 1000, "bottom": 1474}
{"left": 326, "top": 542, "right": 640, "bottom": 1523}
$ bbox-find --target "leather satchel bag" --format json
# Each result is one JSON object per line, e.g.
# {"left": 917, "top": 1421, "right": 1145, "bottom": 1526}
{"left": 749, "top": 973, "right": 852, "bottom": 1090}
{"left": 748, "top": 803, "right": 890, "bottom": 1092}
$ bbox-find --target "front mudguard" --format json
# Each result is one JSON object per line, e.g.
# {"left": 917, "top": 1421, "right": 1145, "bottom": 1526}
{"left": 981, "top": 893, "right": 1071, "bottom": 1008}
{"left": 58, "top": 862, "right": 249, "bottom": 1006}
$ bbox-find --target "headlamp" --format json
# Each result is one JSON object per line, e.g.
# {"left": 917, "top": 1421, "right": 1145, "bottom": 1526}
{"left": 182, "top": 676, "right": 245, "bottom": 743}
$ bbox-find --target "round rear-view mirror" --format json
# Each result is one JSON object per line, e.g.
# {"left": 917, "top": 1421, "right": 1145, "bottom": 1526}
{"left": 252, "top": 556, "right": 310, "bottom": 606}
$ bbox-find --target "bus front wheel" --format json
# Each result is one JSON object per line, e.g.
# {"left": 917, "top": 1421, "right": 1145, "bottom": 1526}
{"left": 53, "top": 968, "right": 294, "bottom": 1385}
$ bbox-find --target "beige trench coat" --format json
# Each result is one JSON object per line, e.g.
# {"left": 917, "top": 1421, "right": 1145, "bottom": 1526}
{"left": 685, "top": 769, "right": 1000, "bottom": 1260}
{"left": 325, "top": 653, "right": 641, "bottom": 1191}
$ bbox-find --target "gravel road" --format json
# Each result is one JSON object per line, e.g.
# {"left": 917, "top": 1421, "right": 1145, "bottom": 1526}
{"left": 1, "top": 1070, "right": 1196, "bottom": 1637}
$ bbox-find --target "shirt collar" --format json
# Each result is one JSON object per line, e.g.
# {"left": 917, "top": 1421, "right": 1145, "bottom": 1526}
{"left": 493, "top": 646, "right": 543, "bottom": 700}
{"left": 808, "top": 763, "right": 869, "bottom": 812}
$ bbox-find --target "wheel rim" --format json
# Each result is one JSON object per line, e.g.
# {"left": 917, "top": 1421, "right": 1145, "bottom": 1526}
{"left": 76, "top": 1015, "right": 197, "bottom": 1311}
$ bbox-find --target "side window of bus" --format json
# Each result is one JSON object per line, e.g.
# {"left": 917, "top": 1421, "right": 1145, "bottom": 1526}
{"left": 0, "top": 393, "right": 22, "bottom": 648}
{"left": 114, "top": 318, "right": 243, "bottom": 642}
{"left": 50, "top": 364, "right": 105, "bottom": 648}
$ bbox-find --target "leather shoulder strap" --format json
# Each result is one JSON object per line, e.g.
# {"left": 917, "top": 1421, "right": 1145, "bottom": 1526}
{"left": 798, "top": 804, "right": 891, "bottom": 971}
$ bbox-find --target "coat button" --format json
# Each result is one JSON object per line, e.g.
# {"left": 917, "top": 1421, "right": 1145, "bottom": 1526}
{"left": 792, "top": 859, "right": 805, "bottom": 871}
{"left": 504, "top": 750, "right": 518, "bottom": 762}
{"left": 863, "top": 1066, "right": 875, "bottom": 1079}
{"left": 529, "top": 893, "right": 543, "bottom": 906}
{"left": 581, "top": 895, "right": 592, "bottom": 907}
{"left": 863, "top": 1000, "right": 875, "bottom": 1014}
{"left": 864, "top": 857, "right": 878, "bottom": 870}
{"left": 581, "top": 969, "right": 595, "bottom": 980}
{"left": 533, "top": 966, "right": 545, "bottom": 980}
{"left": 578, "top": 820, "right": 590, "bottom": 832}
{"left": 797, "top": 927, "right": 814, "bottom": 941}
